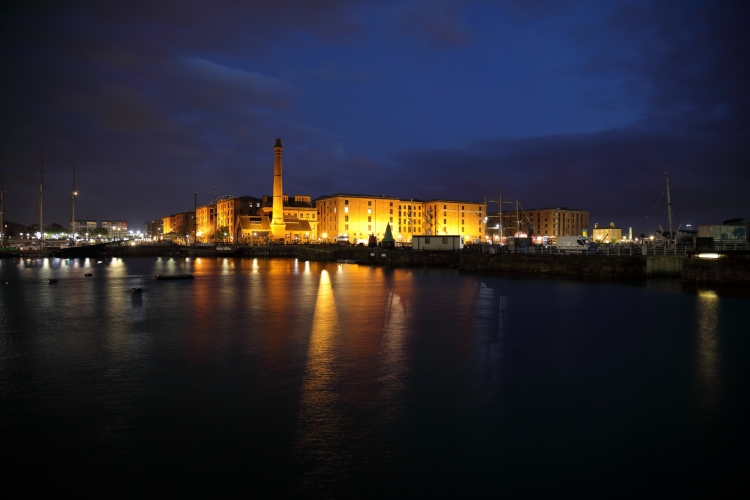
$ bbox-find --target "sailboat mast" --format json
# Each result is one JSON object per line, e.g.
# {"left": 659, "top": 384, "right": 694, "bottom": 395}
{"left": 71, "top": 163, "right": 77, "bottom": 243}
{"left": 1, "top": 165, "right": 4, "bottom": 244}
{"left": 665, "top": 172, "right": 674, "bottom": 241}
{"left": 40, "top": 151, "right": 44, "bottom": 248}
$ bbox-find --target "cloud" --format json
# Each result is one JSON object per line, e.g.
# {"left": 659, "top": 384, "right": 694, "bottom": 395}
{"left": 183, "top": 58, "right": 298, "bottom": 107}
{"left": 397, "top": 1, "right": 473, "bottom": 48}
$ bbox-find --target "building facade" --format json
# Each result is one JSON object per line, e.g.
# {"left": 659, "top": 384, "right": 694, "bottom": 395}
{"left": 216, "top": 196, "right": 262, "bottom": 242}
{"left": 196, "top": 203, "right": 216, "bottom": 242}
{"left": 315, "top": 194, "right": 486, "bottom": 244}
{"left": 501, "top": 207, "right": 589, "bottom": 241}
{"left": 72, "top": 220, "right": 97, "bottom": 236}
{"left": 101, "top": 220, "right": 127, "bottom": 239}
{"left": 592, "top": 222, "right": 622, "bottom": 243}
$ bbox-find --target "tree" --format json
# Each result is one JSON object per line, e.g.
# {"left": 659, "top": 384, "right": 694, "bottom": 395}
{"left": 216, "top": 226, "right": 230, "bottom": 242}
{"left": 89, "top": 228, "right": 109, "bottom": 239}
{"left": 46, "top": 223, "right": 69, "bottom": 238}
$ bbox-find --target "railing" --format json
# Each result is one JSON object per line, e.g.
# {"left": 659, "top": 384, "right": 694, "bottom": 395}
{"left": 713, "top": 242, "right": 750, "bottom": 251}
{"left": 477, "top": 242, "right": 749, "bottom": 255}
{"left": 481, "top": 245, "right": 693, "bottom": 256}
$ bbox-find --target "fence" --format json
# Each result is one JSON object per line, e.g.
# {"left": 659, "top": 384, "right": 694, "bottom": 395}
{"left": 499, "top": 245, "right": 692, "bottom": 256}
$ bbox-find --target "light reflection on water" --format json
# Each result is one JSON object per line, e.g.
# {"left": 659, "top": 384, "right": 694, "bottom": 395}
{"left": 0, "top": 257, "right": 748, "bottom": 497}
{"left": 695, "top": 289, "right": 721, "bottom": 415}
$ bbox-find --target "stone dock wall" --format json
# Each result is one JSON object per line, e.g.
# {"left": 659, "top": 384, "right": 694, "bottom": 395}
{"left": 99, "top": 244, "right": 750, "bottom": 284}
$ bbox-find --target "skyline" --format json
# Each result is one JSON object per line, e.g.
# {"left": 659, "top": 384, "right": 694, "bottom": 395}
{"left": 2, "top": 0, "right": 749, "bottom": 234}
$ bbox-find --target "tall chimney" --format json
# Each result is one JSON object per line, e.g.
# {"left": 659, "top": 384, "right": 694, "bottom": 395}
{"left": 270, "top": 138, "right": 286, "bottom": 239}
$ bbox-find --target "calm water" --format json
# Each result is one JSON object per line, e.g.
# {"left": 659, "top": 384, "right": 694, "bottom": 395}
{"left": 1, "top": 257, "right": 748, "bottom": 497}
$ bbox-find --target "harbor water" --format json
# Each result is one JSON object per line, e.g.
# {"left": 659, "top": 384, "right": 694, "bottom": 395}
{"left": 1, "top": 257, "right": 748, "bottom": 497}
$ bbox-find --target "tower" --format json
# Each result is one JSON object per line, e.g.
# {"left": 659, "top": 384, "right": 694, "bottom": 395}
{"left": 270, "top": 138, "right": 286, "bottom": 239}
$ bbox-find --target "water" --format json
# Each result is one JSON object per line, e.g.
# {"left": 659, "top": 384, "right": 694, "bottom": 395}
{"left": 1, "top": 257, "right": 748, "bottom": 497}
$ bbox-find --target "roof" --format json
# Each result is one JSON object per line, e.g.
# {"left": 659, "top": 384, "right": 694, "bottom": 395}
{"left": 313, "top": 193, "right": 484, "bottom": 204}
{"left": 284, "top": 220, "right": 312, "bottom": 232}
{"left": 523, "top": 207, "right": 588, "bottom": 212}
{"left": 236, "top": 216, "right": 270, "bottom": 232}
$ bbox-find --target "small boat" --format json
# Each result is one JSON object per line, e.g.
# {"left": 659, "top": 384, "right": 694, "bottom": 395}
{"left": 48, "top": 278, "right": 58, "bottom": 284}
{"left": 154, "top": 274, "right": 194, "bottom": 280}
{"left": 84, "top": 273, "right": 93, "bottom": 277}
{"left": 131, "top": 287, "right": 142, "bottom": 293}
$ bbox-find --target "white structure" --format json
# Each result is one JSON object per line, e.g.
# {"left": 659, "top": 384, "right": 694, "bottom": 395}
{"left": 412, "top": 235, "right": 463, "bottom": 251}
{"left": 556, "top": 235, "right": 593, "bottom": 253}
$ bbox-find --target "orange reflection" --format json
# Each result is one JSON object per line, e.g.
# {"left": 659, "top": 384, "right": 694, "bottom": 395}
{"left": 695, "top": 289, "right": 722, "bottom": 412}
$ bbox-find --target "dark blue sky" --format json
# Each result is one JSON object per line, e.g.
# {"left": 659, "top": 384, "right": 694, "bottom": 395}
{"left": 2, "top": 0, "right": 748, "bottom": 234}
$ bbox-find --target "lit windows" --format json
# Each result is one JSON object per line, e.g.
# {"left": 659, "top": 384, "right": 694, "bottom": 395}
{"left": 367, "top": 208, "right": 371, "bottom": 214}
{"left": 344, "top": 207, "right": 348, "bottom": 213}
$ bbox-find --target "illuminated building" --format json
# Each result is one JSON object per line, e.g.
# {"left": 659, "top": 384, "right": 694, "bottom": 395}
{"left": 72, "top": 219, "right": 97, "bottom": 236}
{"left": 196, "top": 203, "right": 216, "bottom": 242}
{"left": 423, "top": 200, "right": 485, "bottom": 241}
{"left": 216, "top": 196, "right": 261, "bottom": 242}
{"left": 592, "top": 222, "right": 622, "bottom": 243}
{"left": 101, "top": 220, "right": 127, "bottom": 239}
{"left": 315, "top": 194, "right": 486, "bottom": 244}
{"left": 501, "top": 207, "right": 589, "bottom": 241}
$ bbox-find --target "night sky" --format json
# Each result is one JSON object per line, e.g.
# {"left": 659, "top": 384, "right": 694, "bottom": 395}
{"left": 2, "top": 0, "right": 748, "bottom": 235}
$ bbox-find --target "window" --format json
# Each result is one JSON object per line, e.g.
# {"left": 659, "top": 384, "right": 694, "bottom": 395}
{"left": 368, "top": 216, "right": 371, "bottom": 222}
{"left": 345, "top": 224, "right": 348, "bottom": 230}
{"left": 462, "top": 205, "right": 465, "bottom": 210}
{"left": 345, "top": 215, "right": 348, "bottom": 222}
{"left": 444, "top": 219, "right": 446, "bottom": 224}
{"left": 425, "top": 237, "right": 431, "bottom": 244}
{"left": 462, "top": 227, "right": 464, "bottom": 232}
{"left": 443, "top": 205, "right": 447, "bottom": 209}
{"left": 389, "top": 202, "right": 393, "bottom": 206}
{"left": 390, "top": 217, "right": 393, "bottom": 222}
{"left": 345, "top": 200, "right": 348, "bottom": 205}
{"left": 390, "top": 209, "right": 393, "bottom": 214}
{"left": 334, "top": 207, "right": 337, "bottom": 213}
{"left": 442, "top": 238, "right": 448, "bottom": 244}
{"left": 368, "top": 225, "right": 371, "bottom": 231}
{"left": 462, "top": 219, "right": 464, "bottom": 224}
{"left": 368, "top": 201, "right": 372, "bottom": 206}
{"left": 367, "top": 208, "right": 371, "bottom": 214}
{"left": 344, "top": 207, "right": 348, "bottom": 213}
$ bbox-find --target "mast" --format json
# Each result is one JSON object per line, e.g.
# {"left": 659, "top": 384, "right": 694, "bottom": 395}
{"left": 516, "top": 199, "right": 519, "bottom": 237}
{"left": 498, "top": 187, "right": 502, "bottom": 241}
{"left": 665, "top": 172, "right": 674, "bottom": 241}
{"left": 71, "top": 163, "right": 77, "bottom": 243}
{"left": 1, "top": 165, "right": 4, "bottom": 244}
{"left": 194, "top": 191, "right": 197, "bottom": 244}
{"left": 40, "top": 151, "right": 44, "bottom": 248}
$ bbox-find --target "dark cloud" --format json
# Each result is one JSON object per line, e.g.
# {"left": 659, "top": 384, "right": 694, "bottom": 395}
{"left": 0, "top": 0, "right": 747, "bottom": 234}
{"left": 397, "top": 1, "right": 473, "bottom": 48}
